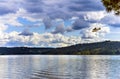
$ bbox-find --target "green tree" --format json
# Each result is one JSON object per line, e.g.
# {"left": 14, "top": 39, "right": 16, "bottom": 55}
{"left": 102, "top": 0, "right": 120, "bottom": 15}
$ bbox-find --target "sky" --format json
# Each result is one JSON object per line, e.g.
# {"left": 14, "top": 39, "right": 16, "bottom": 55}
{"left": 0, "top": 0, "right": 120, "bottom": 47}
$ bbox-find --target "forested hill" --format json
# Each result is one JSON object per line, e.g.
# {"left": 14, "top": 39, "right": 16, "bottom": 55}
{"left": 0, "top": 47, "right": 53, "bottom": 55}
{"left": 0, "top": 41, "right": 120, "bottom": 55}
{"left": 44, "top": 41, "right": 120, "bottom": 55}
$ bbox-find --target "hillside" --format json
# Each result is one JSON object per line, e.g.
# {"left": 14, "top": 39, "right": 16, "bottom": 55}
{"left": 0, "top": 41, "right": 120, "bottom": 55}
{"left": 0, "top": 47, "right": 53, "bottom": 55}
{"left": 44, "top": 41, "right": 120, "bottom": 55}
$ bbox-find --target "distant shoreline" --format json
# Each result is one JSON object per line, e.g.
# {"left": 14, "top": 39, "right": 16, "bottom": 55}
{"left": 0, "top": 41, "right": 120, "bottom": 55}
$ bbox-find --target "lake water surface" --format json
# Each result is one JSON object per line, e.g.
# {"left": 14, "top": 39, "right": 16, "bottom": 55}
{"left": 0, "top": 55, "right": 120, "bottom": 79}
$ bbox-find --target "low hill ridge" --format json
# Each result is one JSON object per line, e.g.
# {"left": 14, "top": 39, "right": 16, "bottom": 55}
{"left": 0, "top": 41, "right": 120, "bottom": 55}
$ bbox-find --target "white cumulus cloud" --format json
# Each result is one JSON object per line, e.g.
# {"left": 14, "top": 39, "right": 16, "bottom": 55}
{"left": 84, "top": 11, "right": 107, "bottom": 21}
{"left": 0, "top": 32, "right": 81, "bottom": 47}
{"left": 81, "top": 23, "right": 110, "bottom": 40}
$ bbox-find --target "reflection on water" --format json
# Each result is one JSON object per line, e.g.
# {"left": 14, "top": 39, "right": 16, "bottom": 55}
{"left": 0, "top": 55, "right": 120, "bottom": 79}
{"left": 102, "top": 0, "right": 120, "bottom": 15}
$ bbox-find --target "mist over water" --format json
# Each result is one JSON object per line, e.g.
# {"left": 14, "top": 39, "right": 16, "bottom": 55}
{"left": 0, "top": 55, "right": 120, "bottom": 79}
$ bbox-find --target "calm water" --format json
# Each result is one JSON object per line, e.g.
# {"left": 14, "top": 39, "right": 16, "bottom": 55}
{"left": 0, "top": 55, "right": 120, "bottom": 79}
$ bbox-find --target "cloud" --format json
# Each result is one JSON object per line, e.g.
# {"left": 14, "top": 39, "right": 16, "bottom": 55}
{"left": 0, "top": 8, "right": 44, "bottom": 28}
{"left": 84, "top": 11, "right": 120, "bottom": 28}
{"left": 51, "top": 21, "right": 66, "bottom": 34}
{"left": 0, "top": 0, "right": 107, "bottom": 33}
{"left": 1, "top": 0, "right": 120, "bottom": 47}
{"left": 19, "top": 29, "right": 33, "bottom": 36}
{"left": 66, "top": 26, "right": 74, "bottom": 32}
{"left": 0, "top": 23, "right": 110, "bottom": 47}
{"left": 0, "top": 10, "right": 22, "bottom": 27}
{"left": 0, "top": 0, "right": 19, "bottom": 15}
{"left": 0, "top": 32, "right": 81, "bottom": 47}
{"left": 101, "top": 13, "right": 120, "bottom": 27}
{"left": 84, "top": 11, "right": 107, "bottom": 21}
{"left": 0, "top": 24, "right": 7, "bottom": 32}
{"left": 0, "top": 0, "right": 105, "bottom": 19}
{"left": 0, "top": 24, "right": 8, "bottom": 46}
{"left": 23, "top": 0, "right": 44, "bottom": 13}
{"left": 72, "top": 18, "right": 89, "bottom": 30}
{"left": 68, "top": 0, "right": 104, "bottom": 12}
{"left": 43, "top": 17, "right": 53, "bottom": 29}
{"left": 0, "top": 8, "right": 43, "bottom": 33}
{"left": 81, "top": 23, "right": 110, "bottom": 39}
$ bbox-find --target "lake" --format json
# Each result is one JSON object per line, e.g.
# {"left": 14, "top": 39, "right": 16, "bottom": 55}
{"left": 0, "top": 55, "right": 120, "bottom": 79}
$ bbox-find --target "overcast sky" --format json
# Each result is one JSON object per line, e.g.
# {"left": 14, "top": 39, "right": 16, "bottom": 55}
{"left": 0, "top": 0, "right": 119, "bottom": 47}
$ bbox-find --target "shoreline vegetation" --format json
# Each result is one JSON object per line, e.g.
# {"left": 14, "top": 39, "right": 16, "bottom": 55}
{"left": 0, "top": 41, "right": 120, "bottom": 55}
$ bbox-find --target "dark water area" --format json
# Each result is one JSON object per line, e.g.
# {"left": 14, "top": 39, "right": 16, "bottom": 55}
{"left": 0, "top": 55, "right": 120, "bottom": 79}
